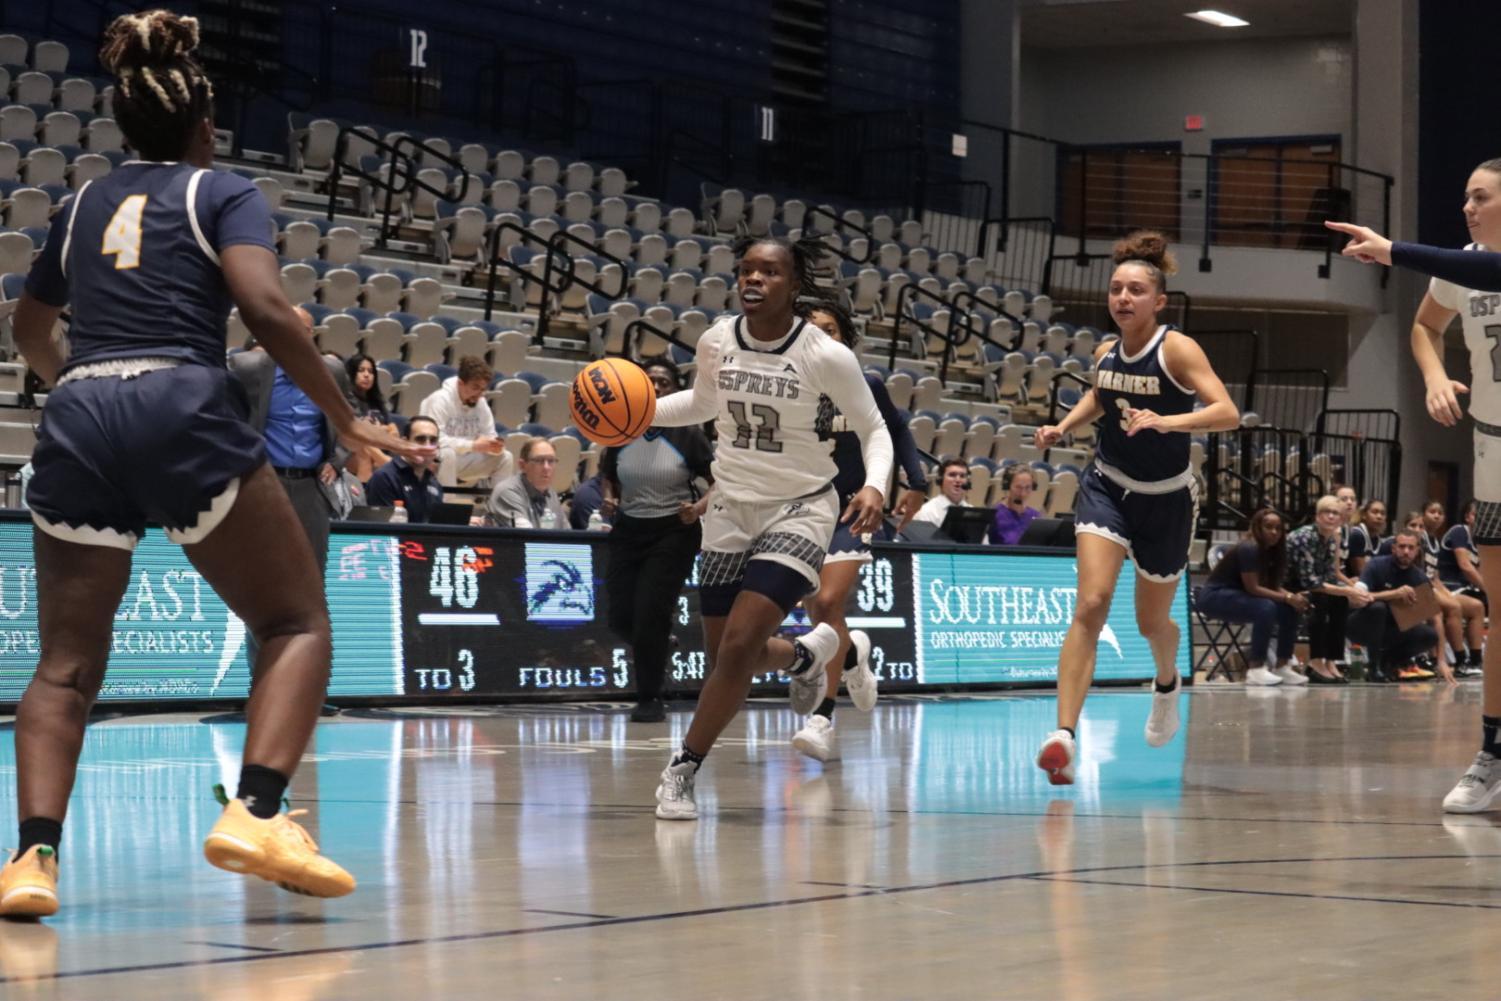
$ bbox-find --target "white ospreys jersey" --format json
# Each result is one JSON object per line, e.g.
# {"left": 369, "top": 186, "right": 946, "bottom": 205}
{"left": 1431, "top": 243, "right": 1501, "bottom": 425}
{"left": 652, "top": 314, "right": 893, "bottom": 504}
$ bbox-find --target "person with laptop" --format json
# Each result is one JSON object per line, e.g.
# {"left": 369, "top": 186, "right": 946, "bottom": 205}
{"left": 910, "top": 458, "right": 974, "bottom": 529}
{"left": 1347, "top": 527, "right": 1447, "bottom": 683}
{"left": 990, "top": 466, "right": 1040, "bottom": 545}
{"left": 364, "top": 416, "right": 445, "bottom": 522}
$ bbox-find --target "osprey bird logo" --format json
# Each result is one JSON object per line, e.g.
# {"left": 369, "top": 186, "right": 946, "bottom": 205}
{"left": 528, "top": 559, "right": 593, "bottom": 617}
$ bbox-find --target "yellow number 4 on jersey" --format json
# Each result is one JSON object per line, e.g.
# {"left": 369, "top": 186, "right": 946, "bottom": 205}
{"left": 102, "top": 194, "right": 148, "bottom": 270}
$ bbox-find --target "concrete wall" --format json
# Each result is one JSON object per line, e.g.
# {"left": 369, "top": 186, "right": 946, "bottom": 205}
{"left": 1018, "top": 35, "right": 1352, "bottom": 153}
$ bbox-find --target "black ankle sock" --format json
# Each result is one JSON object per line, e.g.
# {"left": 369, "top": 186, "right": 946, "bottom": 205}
{"left": 1155, "top": 676, "right": 1179, "bottom": 694}
{"left": 236, "top": 764, "right": 290, "bottom": 820}
{"left": 1471, "top": 649, "right": 1486, "bottom": 668}
{"left": 672, "top": 743, "right": 706, "bottom": 771}
{"left": 1061, "top": 726, "right": 1076, "bottom": 740}
{"left": 814, "top": 697, "right": 836, "bottom": 719}
{"left": 1484, "top": 716, "right": 1501, "bottom": 757}
{"left": 16, "top": 817, "right": 61, "bottom": 859}
{"left": 788, "top": 638, "right": 815, "bottom": 676}
{"left": 842, "top": 644, "right": 858, "bottom": 671}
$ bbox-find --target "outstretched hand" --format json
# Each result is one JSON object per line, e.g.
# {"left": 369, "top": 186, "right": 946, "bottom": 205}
{"left": 341, "top": 421, "right": 435, "bottom": 465}
{"left": 1325, "top": 220, "right": 1393, "bottom": 266}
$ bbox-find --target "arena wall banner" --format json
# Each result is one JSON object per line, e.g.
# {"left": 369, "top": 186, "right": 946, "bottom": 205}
{"left": 0, "top": 516, "right": 1190, "bottom": 704}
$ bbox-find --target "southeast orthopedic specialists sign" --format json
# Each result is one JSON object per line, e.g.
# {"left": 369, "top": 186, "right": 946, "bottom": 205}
{"left": 912, "top": 551, "right": 1189, "bottom": 684}
{"left": 0, "top": 526, "right": 402, "bottom": 702}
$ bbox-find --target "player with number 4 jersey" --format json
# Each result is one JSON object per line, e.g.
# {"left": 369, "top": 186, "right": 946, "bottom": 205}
{"left": 1, "top": 10, "right": 421, "bottom": 919}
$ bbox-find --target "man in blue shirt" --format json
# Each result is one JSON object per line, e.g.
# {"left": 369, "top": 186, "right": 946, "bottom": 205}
{"left": 1347, "top": 529, "right": 1445, "bottom": 682}
{"left": 228, "top": 306, "right": 350, "bottom": 570}
{"left": 366, "top": 417, "right": 445, "bottom": 522}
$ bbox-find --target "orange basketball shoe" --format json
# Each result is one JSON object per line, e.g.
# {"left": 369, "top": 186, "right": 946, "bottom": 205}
{"left": 0, "top": 846, "right": 59, "bottom": 919}
{"left": 203, "top": 799, "right": 355, "bottom": 898}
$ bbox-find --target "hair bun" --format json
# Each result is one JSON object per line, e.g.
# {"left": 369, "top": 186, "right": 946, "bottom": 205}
{"left": 1112, "top": 229, "right": 1178, "bottom": 276}
{"left": 100, "top": 10, "right": 201, "bottom": 75}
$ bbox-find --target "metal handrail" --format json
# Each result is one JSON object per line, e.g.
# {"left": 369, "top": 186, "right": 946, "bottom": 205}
{"left": 949, "top": 288, "right": 1024, "bottom": 347}
{"left": 621, "top": 318, "right": 697, "bottom": 359}
{"left": 542, "top": 229, "right": 631, "bottom": 301}
{"left": 481, "top": 221, "right": 634, "bottom": 338}
{"left": 390, "top": 134, "right": 477, "bottom": 220}
{"left": 326, "top": 125, "right": 410, "bottom": 244}
{"left": 889, "top": 282, "right": 973, "bottom": 386}
{"left": 1045, "top": 370, "right": 1094, "bottom": 427}
{"left": 326, "top": 126, "right": 472, "bottom": 249}
{"left": 482, "top": 221, "right": 574, "bottom": 324}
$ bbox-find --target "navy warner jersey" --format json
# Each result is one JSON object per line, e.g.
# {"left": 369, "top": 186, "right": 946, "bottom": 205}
{"left": 25, "top": 162, "right": 275, "bottom": 372}
{"left": 1092, "top": 325, "right": 1196, "bottom": 483}
{"left": 821, "top": 373, "right": 926, "bottom": 500}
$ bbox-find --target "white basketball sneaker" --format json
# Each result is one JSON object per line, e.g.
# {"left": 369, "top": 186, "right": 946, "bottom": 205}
{"left": 844, "top": 629, "right": 878, "bottom": 712}
{"left": 1443, "top": 751, "right": 1501, "bottom": 814}
{"left": 787, "top": 623, "right": 838, "bottom": 715}
{"left": 654, "top": 761, "right": 698, "bottom": 821}
{"left": 1272, "top": 664, "right": 1309, "bottom": 686}
{"left": 1037, "top": 730, "right": 1077, "bottom": 786}
{"left": 1144, "top": 677, "right": 1181, "bottom": 748}
{"left": 792, "top": 714, "right": 839, "bottom": 762}
{"left": 1244, "top": 666, "right": 1283, "bottom": 687}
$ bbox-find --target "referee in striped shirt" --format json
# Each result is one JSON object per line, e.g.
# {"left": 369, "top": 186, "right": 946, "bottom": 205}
{"left": 602, "top": 356, "right": 714, "bottom": 722}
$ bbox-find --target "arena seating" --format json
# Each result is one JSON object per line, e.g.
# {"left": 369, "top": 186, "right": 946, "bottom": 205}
{"left": 0, "top": 27, "right": 1260, "bottom": 522}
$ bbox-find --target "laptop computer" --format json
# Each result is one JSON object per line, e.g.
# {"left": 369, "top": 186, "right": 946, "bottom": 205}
{"left": 344, "top": 503, "right": 475, "bottom": 526}
{"left": 429, "top": 502, "right": 475, "bottom": 525}
{"left": 938, "top": 506, "right": 994, "bottom": 544}
{"left": 344, "top": 506, "right": 396, "bottom": 523}
{"left": 1018, "top": 515, "right": 1076, "bottom": 548}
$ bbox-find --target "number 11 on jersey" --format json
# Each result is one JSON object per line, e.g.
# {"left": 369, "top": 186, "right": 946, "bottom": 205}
{"left": 102, "top": 195, "right": 148, "bottom": 270}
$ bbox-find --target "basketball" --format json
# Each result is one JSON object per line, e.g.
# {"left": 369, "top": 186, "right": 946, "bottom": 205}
{"left": 570, "top": 358, "right": 657, "bottom": 447}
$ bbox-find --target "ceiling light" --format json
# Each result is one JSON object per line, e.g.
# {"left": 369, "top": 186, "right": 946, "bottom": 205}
{"left": 1185, "top": 10, "right": 1250, "bottom": 28}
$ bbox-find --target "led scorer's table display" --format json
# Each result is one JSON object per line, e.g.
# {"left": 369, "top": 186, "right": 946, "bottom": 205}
{"left": 0, "top": 517, "right": 1188, "bottom": 703}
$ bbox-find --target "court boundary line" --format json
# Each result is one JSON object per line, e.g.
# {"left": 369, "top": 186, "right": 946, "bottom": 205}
{"left": 6, "top": 853, "right": 1500, "bottom": 984}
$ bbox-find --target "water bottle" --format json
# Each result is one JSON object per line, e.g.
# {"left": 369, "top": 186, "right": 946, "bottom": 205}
{"left": 1346, "top": 642, "right": 1368, "bottom": 682}
{"left": 588, "top": 509, "right": 606, "bottom": 531}
{"left": 389, "top": 500, "right": 408, "bottom": 524}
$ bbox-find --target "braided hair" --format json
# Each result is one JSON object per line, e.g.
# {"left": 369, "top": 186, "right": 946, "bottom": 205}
{"left": 99, "top": 10, "right": 214, "bottom": 161}
{"left": 732, "top": 235, "right": 829, "bottom": 311}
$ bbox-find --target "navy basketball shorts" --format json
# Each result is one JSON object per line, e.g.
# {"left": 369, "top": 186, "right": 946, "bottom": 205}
{"left": 825, "top": 491, "right": 873, "bottom": 566}
{"left": 1073, "top": 463, "right": 1197, "bottom": 583}
{"left": 28, "top": 364, "right": 266, "bottom": 551}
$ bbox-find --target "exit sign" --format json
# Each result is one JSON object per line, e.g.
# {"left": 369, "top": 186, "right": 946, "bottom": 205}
{"left": 1184, "top": 114, "right": 1204, "bottom": 132}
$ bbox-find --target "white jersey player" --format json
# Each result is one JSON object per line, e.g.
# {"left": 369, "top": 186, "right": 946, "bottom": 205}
{"left": 1330, "top": 158, "right": 1501, "bottom": 814}
{"left": 649, "top": 236, "right": 893, "bottom": 821}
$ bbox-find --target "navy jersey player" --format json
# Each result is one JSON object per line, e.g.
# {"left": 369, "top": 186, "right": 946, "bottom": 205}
{"left": 1033, "top": 231, "right": 1239, "bottom": 785}
{"left": 0, "top": 11, "right": 421, "bottom": 918}
{"left": 791, "top": 300, "right": 927, "bottom": 763}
